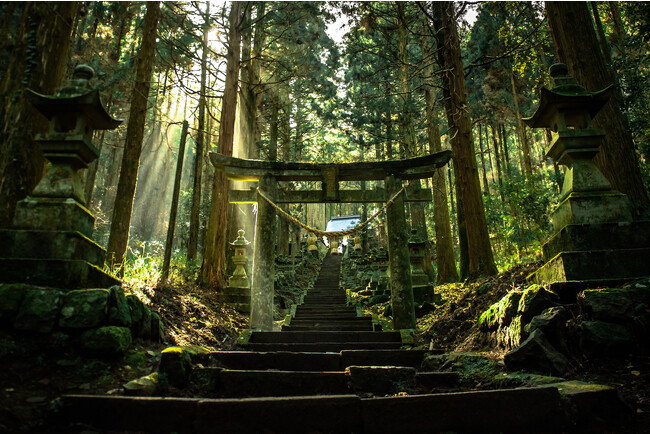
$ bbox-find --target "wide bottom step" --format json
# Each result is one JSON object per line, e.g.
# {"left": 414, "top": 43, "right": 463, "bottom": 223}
{"left": 56, "top": 386, "right": 613, "bottom": 433}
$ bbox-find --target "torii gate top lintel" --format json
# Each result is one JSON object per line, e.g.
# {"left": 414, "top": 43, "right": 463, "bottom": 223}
{"left": 209, "top": 150, "right": 452, "bottom": 182}
{"left": 209, "top": 150, "right": 452, "bottom": 204}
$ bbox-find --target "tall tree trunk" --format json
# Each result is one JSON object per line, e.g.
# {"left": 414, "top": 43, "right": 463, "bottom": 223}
{"left": 420, "top": 21, "right": 457, "bottom": 283}
{"left": 162, "top": 120, "right": 189, "bottom": 280}
{"left": 590, "top": 2, "right": 612, "bottom": 64}
{"left": 490, "top": 123, "right": 505, "bottom": 202}
{"left": 477, "top": 124, "right": 490, "bottom": 195}
{"left": 546, "top": 1, "right": 650, "bottom": 216}
{"left": 0, "top": 2, "right": 77, "bottom": 227}
{"left": 201, "top": 1, "right": 243, "bottom": 287}
{"left": 509, "top": 67, "right": 533, "bottom": 179}
{"left": 187, "top": 2, "right": 210, "bottom": 261}
{"left": 106, "top": 1, "right": 160, "bottom": 268}
{"left": 439, "top": 1, "right": 497, "bottom": 278}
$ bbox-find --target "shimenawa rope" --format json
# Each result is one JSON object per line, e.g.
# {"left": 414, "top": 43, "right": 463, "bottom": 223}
{"left": 255, "top": 185, "right": 406, "bottom": 238}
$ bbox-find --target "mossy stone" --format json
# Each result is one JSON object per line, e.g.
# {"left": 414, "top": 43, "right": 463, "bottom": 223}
{"left": 58, "top": 289, "right": 109, "bottom": 328}
{"left": 479, "top": 290, "right": 523, "bottom": 331}
{"left": 518, "top": 284, "right": 557, "bottom": 321}
{"left": 159, "top": 346, "right": 192, "bottom": 388}
{"left": 150, "top": 312, "right": 164, "bottom": 342}
{"left": 577, "top": 320, "right": 632, "bottom": 355}
{"left": 0, "top": 283, "right": 28, "bottom": 323}
{"left": 81, "top": 326, "right": 132, "bottom": 354}
{"left": 124, "top": 351, "right": 148, "bottom": 371}
{"left": 108, "top": 285, "right": 132, "bottom": 327}
{"left": 14, "top": 288, "right": 62, "bottom": 332}
{"left": 185, "top": 345, "right": 210, "bottom": 364}
{"left": 126, "top": 294, "right": 146, "bottom": 329}
{"left": 123, "top": 372, "right": 159, "bottom": 396}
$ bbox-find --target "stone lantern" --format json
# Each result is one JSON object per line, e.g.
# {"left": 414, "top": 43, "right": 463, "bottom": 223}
{"left": 0, "top": 65, "right": 122, "bottom": 288}
{"left": 408, "top": 230, "right": 428, "bottom": 287}
{"left": 217, "top": 229, "right": 252, "bottom": 312}
{"left": 229, "top": 229, "right": 251, "bottom": 289}
{"left": 525, "top": 63, "right": 650, "bottom": 283}
{"left": 524, "top": 63, "right": 630, "bottom": 229}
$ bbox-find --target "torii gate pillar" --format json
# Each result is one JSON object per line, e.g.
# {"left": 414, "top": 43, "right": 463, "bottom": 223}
{"left": 250, "top": 174, "right": 277, "bottom": 330}
{"left": 385, "top": 174, "right": 416, "bottom": 329}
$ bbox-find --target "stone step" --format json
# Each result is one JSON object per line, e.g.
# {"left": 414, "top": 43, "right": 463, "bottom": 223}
{"left": 292, "top": 313, "right": 365, "bottom": 319}
{"left": 283, "top": 325, "right": 374, "bottom": 331}
{"left": 210, "top": 350, "right": 429, "bottom": 371}
{"left": 54, "top": 386, "right": 606, "bottom": 433}
{"left": 289, "top": 318, "right": 372, "bottom": 325}
{"left": 249, "top": 331, "right": 401, "bottom": 343}
{"left": 244, "top": 342, "right": 404, "bottom": 352}
{"left": 192, "top": 368, "right": 459, "bottom": 398}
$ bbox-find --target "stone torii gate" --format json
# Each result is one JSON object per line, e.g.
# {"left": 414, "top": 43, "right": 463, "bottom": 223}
{"left": 210, "top": 151, "right": 452, "bottom": 331}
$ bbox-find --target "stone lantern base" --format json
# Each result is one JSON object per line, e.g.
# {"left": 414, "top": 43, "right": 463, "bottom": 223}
{"left": 530, "top": 219, "right": 650, "bottom": 284}
{"left": 0, "top": 197, "right": 119, "bottom": 289}
{"left": 216, "top": 286, "right": 251, "bottom": 313}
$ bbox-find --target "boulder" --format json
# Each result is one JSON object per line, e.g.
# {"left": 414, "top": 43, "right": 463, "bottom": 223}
{"left": 159, "top": 346, "right": 192, "bottom": 388}
{"left": 123, "top": 372, "right": 159, "bottom": 396}
{"left": 150, "top": 312, "right": 164, "bottom": 342}
{"left": 518, "top": 284, "right": 557, "bottom": 322}
{"left": 126, "top": 294, "right": 146, "bottom": 333}
{"left": 478, "top": 290, "right": 523, "bottom": 331}
{"left": 108, "top": 285, "right": 132, "bottom": 327}
{"left": 497, "top": 316, "right": 524, "bottom": 349}
{"left": 524, "top": 307, "right": 570, "bottom": 351}
{"left": 58, "top": 289, "right": 109, "bottom": 328}
{"left": 14, "top": 289, "right": 62, "bottom": 332}
{"left": 0, "top": 283, "right": 28, "bottom": 323}
{"left": 345, "top": 365, "right": 416, "bottom": 395}
{"left": 504, "top": 329, "right": 570, "bottom": 376}
{"left": 81, "top": 326, "right": 132, "bottom": 354}
{"left": 579, "top": 288, "right": 634, "bottom": 323}
{"left": 577, "top": 321, "right": 633, "bottom": 356}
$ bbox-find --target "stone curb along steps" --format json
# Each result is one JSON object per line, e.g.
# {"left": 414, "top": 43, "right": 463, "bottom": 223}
{"left": 52, "top": 253, "right": 632, "bottom": 433}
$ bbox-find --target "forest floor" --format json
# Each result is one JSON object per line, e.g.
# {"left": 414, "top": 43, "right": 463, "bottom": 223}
{"left": 0, "top": 259, "right": 648, "bottom": 432}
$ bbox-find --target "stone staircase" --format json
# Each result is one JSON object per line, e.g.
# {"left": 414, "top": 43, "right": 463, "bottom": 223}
{"left": 52, "top": 253, "right": 630, "bottom": 433}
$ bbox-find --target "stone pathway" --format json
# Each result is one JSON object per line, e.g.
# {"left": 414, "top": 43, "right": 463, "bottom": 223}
{"left": 53, "top": 253, "right": 630, "bottom": 433}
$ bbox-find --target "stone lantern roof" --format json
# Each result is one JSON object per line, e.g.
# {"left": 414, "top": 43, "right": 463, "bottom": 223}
{"left": 24, "top": 64, "right": 122, "bottom": 131}
{"left": 523, "top": 63, "right": 612, "bottom": 130}
{"left": 230, "top": 229, "right": 251, "bottom": 247}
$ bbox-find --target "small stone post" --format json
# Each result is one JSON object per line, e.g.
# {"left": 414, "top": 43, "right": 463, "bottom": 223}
{"left": 384, "top": 174, "right": 416, "bottom": 329}
{"left": 250, "top": 175, "right": 277, "bottom": 330}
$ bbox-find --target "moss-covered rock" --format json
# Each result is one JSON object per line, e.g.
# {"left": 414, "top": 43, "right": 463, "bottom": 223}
{"left": 14, "top": 289, "right": 62, "bottom": 332}
{"left": 478, "top": 290, "right": 523, "bottom": 331}
{"left": 497, "top": 315, "right": 524, "bottom": 349}
{"left": 58, "top": 289, "right": 109, "bottom": 328}
{"left": 126, "top": 294, "right": 146, "bottom": 332}
{"left": 518, "top": 284, "right": 557, "bottom": 322}
{"left": 185, "top": 345, "right": 211, "bottom": 364}
{"left": 504, "top": 329, "right": 570, "bottom": 376}
{"left": 80, "top": 326, "right": 132, "bottom": 354}
{"left": 108, "top": 285, "right": 132, "bottom": 327}
{"left": 150, "top": 312, "right": 164, "bottom": 342}
{"left": 524, "top": 306, "right": 570, "bottom": 351}
{"left": 123, "top": 372, "right": 159, "bottom": 396}
{"left": 159, "top": 346, "right": 192, "bottom": 388}
{"left": 493, "top": 372, "right": 565, "bottom": 388}
{"left": 124, "top": 351, "right": 148, "bottom": 372}
{"left": 577, "top": 320, "right": 633, "bottom": 356}
{"left": 0, "top": 283, "right": 28, "bottom": 323}
{"left": 579, "top": 288, "right": 635, "bottom": 323}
